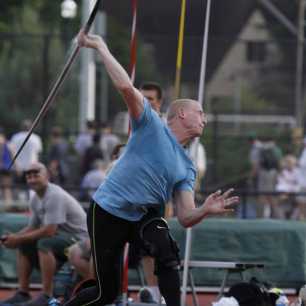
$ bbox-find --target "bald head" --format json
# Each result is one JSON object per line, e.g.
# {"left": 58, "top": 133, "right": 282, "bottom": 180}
{"left": 25, "top": 162, "right": 49, "bottom": 195}
{"left": 166, "top": 99, "right": 206, "bottom": 145}
{"left": 26, "top": 162, "right": 48, "bottom": 176}
{"left": 167, "top": 99, "right": 199, "bottom": 122}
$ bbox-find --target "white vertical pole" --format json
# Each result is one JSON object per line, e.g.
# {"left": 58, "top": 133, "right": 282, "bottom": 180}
{"left": 295, "top": 0, "right": 305, "bottom": 130}
{"left": 181, "top": 0, "right": 212, "bottom": 305}
{"left": 79, "top": 0, "right": 96, "bottom": 131}
{"left": 198, "top": 0, "right": 212, "bottom": 106}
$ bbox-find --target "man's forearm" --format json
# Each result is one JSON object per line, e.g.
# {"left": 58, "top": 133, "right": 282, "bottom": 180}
{"left": 16, "top": 226, "right": 56, "bottom": 244}
{"left": 97, "top": 44, "right": 133, "bottom": 93}
{"left": 178, "top": 205, "right": 208, "bottom": 228}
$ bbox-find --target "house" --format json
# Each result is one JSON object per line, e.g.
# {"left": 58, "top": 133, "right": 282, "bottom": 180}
{"left": 206, "top": 9, "right": 283, "bottom": 113}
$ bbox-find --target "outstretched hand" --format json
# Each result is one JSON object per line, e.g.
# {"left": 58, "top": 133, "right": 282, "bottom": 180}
{"left": 203, "top": 188, "right": 239, "bottom": 215}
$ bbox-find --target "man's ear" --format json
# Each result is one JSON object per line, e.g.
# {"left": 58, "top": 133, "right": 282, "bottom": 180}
{"left": 177, "top": 107, "right": 185, "bottom": 119}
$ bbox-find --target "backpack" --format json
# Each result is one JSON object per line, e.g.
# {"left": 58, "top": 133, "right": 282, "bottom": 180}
{"left": 226, "top": 278, "right": 277, "bottom": 306}
{"left": 259, "top": 147, "right": 279, "bottom": 170}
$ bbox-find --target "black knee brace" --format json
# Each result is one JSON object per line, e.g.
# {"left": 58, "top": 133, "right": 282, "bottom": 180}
{"left": 140, "top": 218, "right": 180, "bottom": 274}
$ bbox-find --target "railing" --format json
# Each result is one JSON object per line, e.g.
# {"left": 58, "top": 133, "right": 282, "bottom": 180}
{"left": 0, "top": 183, "right": 305, "bottom": 220}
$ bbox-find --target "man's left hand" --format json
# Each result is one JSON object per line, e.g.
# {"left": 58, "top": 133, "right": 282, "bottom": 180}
{"left": 203, "top": 188, "right": 239, "bottom": 215}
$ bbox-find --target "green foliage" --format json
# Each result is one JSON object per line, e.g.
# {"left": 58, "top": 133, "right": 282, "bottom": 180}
{"left": 0, "top": 3, "right": 161, "bottom": 132}
{"left": 0, "top": 2, "right": 81, "bottom": 135}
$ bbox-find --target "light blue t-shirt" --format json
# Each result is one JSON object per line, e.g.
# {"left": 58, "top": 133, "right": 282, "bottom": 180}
{"left": 93, "top": 99, "right": 196, "bottom": 221}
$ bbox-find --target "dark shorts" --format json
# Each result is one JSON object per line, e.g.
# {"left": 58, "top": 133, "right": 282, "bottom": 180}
{"left": 19, "top": 231, "right": 78, "bottom": 269}
{"left": 127, "top": 206, "right": 164, "bottom": 268}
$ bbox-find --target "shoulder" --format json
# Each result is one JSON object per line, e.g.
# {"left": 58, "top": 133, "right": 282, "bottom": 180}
{"left": 46, "top": 183, "right": 67, "bottom": 198}
{"left": 130, "top": 98, "right": 158, "bottom": 129}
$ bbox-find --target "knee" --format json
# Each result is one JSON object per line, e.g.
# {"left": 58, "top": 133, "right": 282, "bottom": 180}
{"left": 142, "top": 219, "right": 180, "bottom": 273}
{"left": 67, "top": 243, "right": 81, "bottom": 264}
{"left": 37, "top": 237, "right": 54, "bottom": 253}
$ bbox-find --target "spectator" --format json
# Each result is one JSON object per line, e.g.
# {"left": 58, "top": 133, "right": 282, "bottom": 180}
{"left": 80, "top": 159, "right": 107, "bottom": 201}
{"left": 46, "top": 127, "right": 69, "bottom": 185}
{"left": 276, "top": 155, "right": 300, "bottom": 219}
{"left": 100, "top": 122, "right": 120, "bottom": 164}
{"left": 10, "top": 119, "right": 42, "bottom": 182}
{"left": 67, "top": 238, "right": 94, "bottom": 281}
{"left": 74, "top": 120, "right": 97, "bottom": 157}
{"left": 0, "top": 162, "right": 88, "bottom": 306}
{"left": 296, "top": 137, "right": 306, "bottom": 219}
{"left": 80, "top": 133, "right": 104, "bottom": 177}
{"left": 247, "top": 133, "right": 262, "bottom": 191}
{"left": 189, "top": 141, "right": 207, "bottom": 192}
{"left": 0, "top": 128, "right": 14, "bottom": 206}
{"left": 257, "top": 137, "right": 282, "bottom": 218}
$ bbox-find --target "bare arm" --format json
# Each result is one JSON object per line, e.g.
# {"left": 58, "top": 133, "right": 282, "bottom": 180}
{"left": 174, "top": 189, "right": 239, "bottom": 228}
{"left": 77, "top": 29, "right": 143, "bottom": 119}
{"left": 2, "top": 224, "right": 58, "bottom": 249}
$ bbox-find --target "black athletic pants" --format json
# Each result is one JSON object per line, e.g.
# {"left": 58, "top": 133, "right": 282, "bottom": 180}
{"left": 64, "top": 201, "right": 181, "bottom": 306}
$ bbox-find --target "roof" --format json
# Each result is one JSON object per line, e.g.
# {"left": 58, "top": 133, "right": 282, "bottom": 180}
{"left": 101, "top": 0, "right": 296, "bottom": 83}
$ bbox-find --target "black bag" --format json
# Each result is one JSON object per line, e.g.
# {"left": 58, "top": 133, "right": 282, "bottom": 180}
{"left": 260, "top": 147, "right": 279, "bottom": 170}
{"left": 226, "top": 278, "right": 277, "bottom": 306}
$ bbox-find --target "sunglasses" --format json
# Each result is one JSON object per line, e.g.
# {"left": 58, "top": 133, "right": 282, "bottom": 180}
{"left": 25, "top": 169, "right": 41, "bottom": 176}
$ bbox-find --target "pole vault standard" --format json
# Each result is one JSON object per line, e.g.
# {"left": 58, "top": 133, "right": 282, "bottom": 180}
{"left": 181, "top": 0, "right": 212, "bottom": 305}
{"left": 8, "top": 0, "right": 102, "bottom": 170}
{"left": 174, "top": 0, "right": 187, "bottom": 99}
{"left": 122, "top": 1, "right": 138, "bottom": 305}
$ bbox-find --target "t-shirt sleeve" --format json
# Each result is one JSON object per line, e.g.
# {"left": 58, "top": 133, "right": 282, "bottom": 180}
{"left": 175, "top": 168, "right": 196, "bottom": 192}
{"left": 43, "top": 193, "right": 66, "bottom": 225}
{"left": 130, "top": 98, "right": 152, "bottom": 131}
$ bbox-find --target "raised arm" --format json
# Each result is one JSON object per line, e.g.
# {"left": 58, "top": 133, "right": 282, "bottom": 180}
{"left": 174, "top": 189, "right": 239, "bottom": 228}
{"left": 77, "top": 29, "right": 144, "bottom": 119}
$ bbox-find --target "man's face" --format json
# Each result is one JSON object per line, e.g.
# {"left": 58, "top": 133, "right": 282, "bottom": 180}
{"left": 25, "top": 166, "right": 48, "bottom": 192}
{"left": 181, "top": 102, "right": 207, "bottom": 137}
{"left": 141, "top": 89, "right": 162, "bottom": 112}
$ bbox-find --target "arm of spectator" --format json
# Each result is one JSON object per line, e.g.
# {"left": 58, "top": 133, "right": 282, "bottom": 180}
{"left": 2, "top": 224, "right": 57, "bottom": 249}
{"left": 77, "top": 29, "right": 144, "bottom": 120}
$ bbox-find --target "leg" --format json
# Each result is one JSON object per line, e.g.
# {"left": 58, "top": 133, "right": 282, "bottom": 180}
{"left": 139, "top": 256, "right": 161, "bottom": 303}
{"left": 64, "top": 203, "right": 129, "bottom": 306}
{"left": 17, "top": 249, "right": 33, "bottom": 293}
{"left": 142, "top": 256, "right": 158, "bottom": 286}
{"left": 141, "top": 219, "right": 181, "bottom": 306}
{"left": 37, "top": 232, "right": 80, "bottom": 298}
{"left": 67, "top": 241, "right": 92, "bottom": 280}
{"left": 38, "top": 250, "right": 57, "bottom": 296}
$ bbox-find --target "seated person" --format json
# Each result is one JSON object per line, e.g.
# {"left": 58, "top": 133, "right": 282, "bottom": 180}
{"left": 0, "top": 162, "right": 88, "bottom": 306}
{"left": 67, "top": 238, "right": 94, "bottom": 281}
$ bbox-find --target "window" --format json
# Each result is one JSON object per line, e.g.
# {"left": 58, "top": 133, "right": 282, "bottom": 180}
{"left": 246, "top": 41, "right": 267, "bottom": 63}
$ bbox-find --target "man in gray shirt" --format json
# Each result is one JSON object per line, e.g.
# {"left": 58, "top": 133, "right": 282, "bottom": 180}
{"left": 0, "top": 162, "right": 87, "bottom": 306}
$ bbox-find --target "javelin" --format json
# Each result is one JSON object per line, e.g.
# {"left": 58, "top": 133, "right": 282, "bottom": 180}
{"left": 129, "top": 0, "right": 138, "bottom": 84}
{"left": 8, "top": 0, "right": 102, "bottom": 170}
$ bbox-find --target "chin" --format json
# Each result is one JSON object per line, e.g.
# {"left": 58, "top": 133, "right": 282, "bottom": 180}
{"left": 194, "top": 130, "right": 203, "bottom": 137}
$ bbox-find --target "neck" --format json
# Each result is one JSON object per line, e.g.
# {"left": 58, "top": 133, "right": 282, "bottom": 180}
{"left": 36, "top": 185, "right": 48, "bottom": 198}
{"left": 168, "top": 122, "right": 193, "bottom": 146}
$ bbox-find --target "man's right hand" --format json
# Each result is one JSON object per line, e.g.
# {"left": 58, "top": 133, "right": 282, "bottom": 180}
{"left": 77, "top": 29, "right": 104, "bottom": 50}
{"left": 0, "top": 235, "right": 7, "bottom": 244}
{"left": 2, "top": 233, "right": 19, "bottom": 249}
